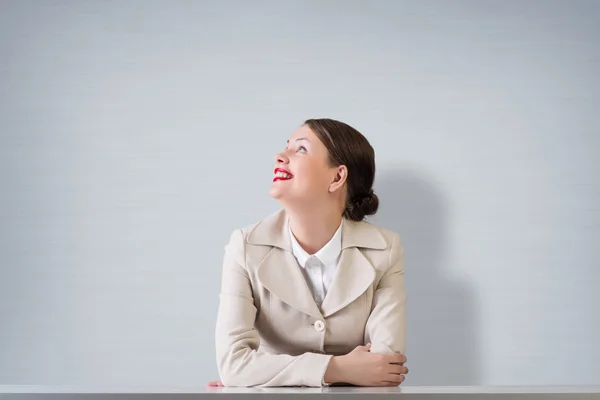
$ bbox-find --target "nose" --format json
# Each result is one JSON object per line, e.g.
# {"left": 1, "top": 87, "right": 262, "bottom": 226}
{"left": 274, "top": 150, "right": 289, "bottom": 165}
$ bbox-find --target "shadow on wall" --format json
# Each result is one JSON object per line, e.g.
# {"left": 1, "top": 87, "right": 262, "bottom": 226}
{"left": 370, "top": 169, "right": 481, "bottom": 386}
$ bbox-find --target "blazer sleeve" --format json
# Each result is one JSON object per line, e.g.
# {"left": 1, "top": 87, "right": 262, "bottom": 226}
{"left": 364, "top": 232, "right": 407, "bottom": 355}
{"left": 215, "top": 229, "right": 333, "bottom": 387}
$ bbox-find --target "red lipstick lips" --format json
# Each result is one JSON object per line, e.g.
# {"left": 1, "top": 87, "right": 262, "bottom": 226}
{"left": 273, "top": 168, "right": 293, "bottom": 182}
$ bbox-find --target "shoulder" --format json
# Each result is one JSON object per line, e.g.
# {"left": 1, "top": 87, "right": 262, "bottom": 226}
{"left": 343, "top": 217, "right": 402, "bottom": 252}
{"left": 223, "top": 209, "right": 287, "bottom": 261}
{"left": 228, "top": 208, "right": 286, "bottom": 245}
{"left": 346, "top": 219, "right": 404, "bottom": 272}
{"left": 367, "top": 222, "right": 404, "bottom": 267}
{"left": 368, "top": 221, "right": 402, "bottom": 248}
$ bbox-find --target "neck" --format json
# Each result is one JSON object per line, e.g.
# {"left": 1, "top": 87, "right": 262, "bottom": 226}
{"left": 287, "top": 206, "right": 343, "bottom": 255}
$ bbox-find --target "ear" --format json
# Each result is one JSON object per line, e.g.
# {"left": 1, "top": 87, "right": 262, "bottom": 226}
{"left": 328, "top": 165, "right": 348, "bottom": 193}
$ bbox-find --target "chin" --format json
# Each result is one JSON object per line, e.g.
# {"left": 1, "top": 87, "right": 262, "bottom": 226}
{"left": 268, "top": 185, "right": 284, "bottom": 200}
{"left": 270, "top": 188, "right": 299, "bottom": 210}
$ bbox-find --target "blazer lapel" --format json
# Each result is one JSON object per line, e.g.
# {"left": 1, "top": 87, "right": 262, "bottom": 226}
{"left": 320, "top": 247, "right": 374, "bottom": 318}
{"left": 246, "top": 209, "right": 389, "bottom": 320}
{"left": 257, "top": 248, "right": 323, "bottom": 319}
{"left": 247, "top": 209, "right": 323, "bottom": 319}
{"left": 320, "top": 218, "right": 387, "bottom": 318}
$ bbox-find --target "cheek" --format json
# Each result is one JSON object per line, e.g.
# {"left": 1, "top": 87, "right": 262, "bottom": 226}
{"left": 295, "top": 166, "right": 330, "bottom": 191}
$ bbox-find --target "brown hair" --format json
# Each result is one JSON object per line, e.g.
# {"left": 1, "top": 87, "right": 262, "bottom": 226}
{"left": 304, "top": 118, "right": 379, "bottom": 222}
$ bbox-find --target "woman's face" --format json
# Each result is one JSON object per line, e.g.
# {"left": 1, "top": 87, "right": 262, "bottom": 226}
{"left": 269, "top": 125, "right": 341, "bottom": 207}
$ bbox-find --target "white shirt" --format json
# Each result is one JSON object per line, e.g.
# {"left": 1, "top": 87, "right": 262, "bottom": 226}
{"left": 288, "top": 221, "right": 343, "bottom": 307}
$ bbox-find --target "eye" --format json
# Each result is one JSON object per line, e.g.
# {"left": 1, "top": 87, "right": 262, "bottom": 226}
{"left": 297, "top": 146, "right": 307, "bottom": 153}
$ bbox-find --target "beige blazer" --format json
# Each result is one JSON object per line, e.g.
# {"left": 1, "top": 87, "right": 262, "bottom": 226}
{"left": 215, "top": 209, "right": 406, "bottom": 387}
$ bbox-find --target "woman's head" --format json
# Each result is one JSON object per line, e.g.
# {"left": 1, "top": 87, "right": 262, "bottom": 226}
{"left": 269, "top": 118, "right": 379, "bottom": 221}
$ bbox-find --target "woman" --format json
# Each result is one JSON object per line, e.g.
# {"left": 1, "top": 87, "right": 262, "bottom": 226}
{"left": 210, "top": 118, "right": 408, "bottom": 387}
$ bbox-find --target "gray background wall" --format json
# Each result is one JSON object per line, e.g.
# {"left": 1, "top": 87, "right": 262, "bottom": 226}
{"left": 1, "top": 0, "right": 599, "bottom": 388}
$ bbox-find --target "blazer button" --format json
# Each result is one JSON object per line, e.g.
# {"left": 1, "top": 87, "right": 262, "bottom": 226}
{"left": 314, "top": 320, "right": 325, "bottom": 332}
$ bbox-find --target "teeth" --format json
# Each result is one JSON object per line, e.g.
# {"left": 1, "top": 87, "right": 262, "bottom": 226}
{"left": 276, "top": 171, "right": 292, "bottom": 179}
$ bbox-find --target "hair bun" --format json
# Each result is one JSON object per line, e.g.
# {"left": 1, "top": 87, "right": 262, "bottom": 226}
{"left": 353, "top": 189, "right": 374, "bottom": 206}
{"left": 346, "top": 190, "right": 379, "bottom": 221}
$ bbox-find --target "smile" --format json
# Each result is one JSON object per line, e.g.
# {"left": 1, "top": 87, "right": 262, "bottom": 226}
{"left": 273, "top": 168, "right": 293, "bottom": 181}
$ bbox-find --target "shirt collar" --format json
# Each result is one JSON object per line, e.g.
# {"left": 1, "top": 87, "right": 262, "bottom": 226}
{"left": 288, "top": 220, "right": 343, "bottom": 268}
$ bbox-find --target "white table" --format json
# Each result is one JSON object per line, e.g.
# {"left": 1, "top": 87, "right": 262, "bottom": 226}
{"left": 1, "top": 385, "right": 599, "bottom": 399}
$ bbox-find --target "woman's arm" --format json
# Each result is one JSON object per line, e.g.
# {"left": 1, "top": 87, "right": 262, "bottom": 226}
{"left": 364, "top": 232, "right": 407, "bottom": 355}
{"left": 215, "top": 229, "right": 408, "bottom": 387}
{"left": 215, "top": 229, "right": 333, "bottom": 387}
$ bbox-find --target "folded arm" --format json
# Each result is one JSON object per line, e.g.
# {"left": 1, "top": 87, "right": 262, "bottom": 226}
{"left": 364, "top": 232, "right": 407, "bottom": 355}
{"left": 215, "top": 229, "right": 333, "bottom": 387}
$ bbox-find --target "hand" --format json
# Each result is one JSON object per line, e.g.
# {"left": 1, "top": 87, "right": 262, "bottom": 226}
{"left": 206, "top": 381, "right": 224, "bottom": 387}
{"left": 324, "top": 343, "right": 408, "bottom": 387}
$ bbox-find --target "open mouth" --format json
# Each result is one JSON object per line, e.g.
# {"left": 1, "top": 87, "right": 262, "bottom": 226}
{"left": 273, "top": 168, "right": 293, "bottom": 181}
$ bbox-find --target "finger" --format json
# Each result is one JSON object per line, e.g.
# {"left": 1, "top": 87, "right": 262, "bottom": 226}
{"left": 389, "top": 354, "right": 407, "bottom": 364}
{"left": 382, "top": 379, "right": 403, "bottom": 387}
{"left": 395, "top": 354, "right": 408, "bottom": 364}
{"left": 388, "top": 364, "right": 409, "bottom": 375}
{"left": 385, "top": 353, "right": 407, "bottom": 364}
{"left": 206, "top": 381, "right": 223, "bottom": 387}
{"left": 358, "top": 343, "right": 372, "bottom": 352}
{"left": 383, "top": 374, "right": 405, "bottom": 385}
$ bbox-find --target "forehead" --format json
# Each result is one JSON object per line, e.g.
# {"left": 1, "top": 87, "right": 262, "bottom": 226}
{"left": 288, "top": 124, "right": 316, "bottom": 141}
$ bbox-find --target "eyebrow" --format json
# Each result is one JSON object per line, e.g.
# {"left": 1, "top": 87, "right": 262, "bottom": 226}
{"left": 286, "top": 137, "right": 310, "bottom": 143}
